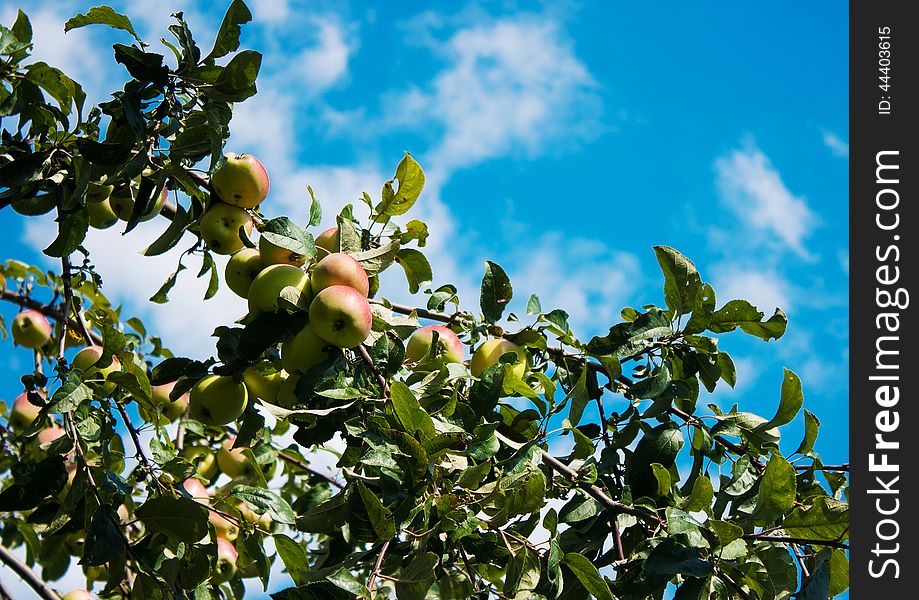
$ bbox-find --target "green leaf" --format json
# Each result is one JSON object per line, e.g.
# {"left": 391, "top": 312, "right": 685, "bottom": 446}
{"left": 355, "top": 481, "right": 396, "bottom": 540}
{"left": 708, "top": 520, "right": 744, "bottom": 547}
{"left": 645, "top": 537, "right": 714, "bottom": 578}
{"left": 795, "top": 409, "right": 820, "bottom": 455}
{"left": 389, "top": 381, "right": 432, "bottom": 436}
{"left": 753, "top": 453, "right": 796, "bottom": 524}
{"left": 681, "top": 475, "right": 714, "bottom": 513}
{"left": 721, "top": 455, "right": 759, "bottom": 496}
{"left": 143, "top": 203, "right": 191, "bottom": 257}
{"left": 401, "top": 219, "right": 428, "bottom": 246}
{"left": 395, "top": 552, "right": 438, "bottom": 600}
{"left": 760, "top": 368, "right": 803, "bottom": 430}
{"left": 328, "top": 567, "right": 371, "bottom": 598}
{"left": 632, "top": 423, "right": 684, "bottom": 468}
{"left": 480, "top": 260, "right": 512, "bottom": 324}
{"left": 0, "top": 456, "right": 67, "bottom": 510}
{"left": 273, "top": 534, "right": 310, "bottom": 586}
{"left": 563, "top": 552, "right": 614, "bottom": 600}
{"left": 654, "top": 245, "right": 702, "bottom": 318}
{"left": 64, "top": 6, "right": 142, "bottom": 44}
{"left": 113, "top": 44, "right": 168, "bottom": 85}
{"left": 586, "top": 308, "right": 673, "bottom": 357}
{"left": 296, "top": 490, "right": 349, "bottom": 534}
{"left": 378, "top": 152, "right": 425, "bottom": 217}
{"left": 25, "top": 62, "right": 84, "bottom": 115}
{"left": 150, "top": 261, "right": 185, "bottom": 303}
{"left": 629, "top": 363, "right": 672, "bottom": 400}
{"left": 43, "top": 208, "right": 89, "bottom": 257}
{"left": 83, "top": 507, "right": 125, "bottom": 566}
{"left": 260, "top": 217, "right": 315, "bottom": 263}
{"left": 781, "top": 497, "right": 849, "bottom": 542}
{"left": 230, "top": 485, "right": 297, "bottom": 524}
{"left": 136, "top": 497, "right": 209, "bottom": 542}
{"left": 827, "top": 548, "right": 849, "bottom": 596}
{"left": 208, "top": 49, "right": 261, "bottom": 101}
{"left": 307, "top": 186, "right": 322, "bottom": 226}
{"left": 47, "top": 379, "right": 92, "bottom": 413}
{"left": 526, "top": 294, "right": 541, "bottom": 315}
{"left": 650, "top": 462, "right": 673, "bottom": 496}
{"left": 717, "top": 351, "right": 737, "bottom": 388}
{"left": 798, "top": 551, "right": 830, "bottom": 600}
{"left": 206, "top": 0, "right": 252, "bottom": 61}
{"left": 684, "top": 283, "right": 716, "bottom": 334}
{"left": 352, "top": 239, "right": 400, "bottom": 276}
{"left": 559, "top": 494, "right": 604, "bottom": 524}
{"left": 396, "top": 248, "right": 433, "bottom": 294}
{"left": 708, "top": 300, "right": 787, "bottom": 341}
{"left": 197, "top": 251, "right": 219, "bottom": 300}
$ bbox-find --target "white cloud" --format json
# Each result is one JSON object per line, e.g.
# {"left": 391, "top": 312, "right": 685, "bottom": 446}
{"left": 710, "top": 263, "right": 793, "bottom": 313}
{"left": 821, "top": 129, "right": 849, "bottom": 158}
{"left": 295, "top": 17, "right": 354, "bottom": 93}
{"left": 714, "top": 145, "right": 818, "bottom": 259}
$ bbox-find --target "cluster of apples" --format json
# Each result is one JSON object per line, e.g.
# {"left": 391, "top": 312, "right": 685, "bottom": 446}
{"left": 403, "top": 324, "right": 529, "bottom": 378}
{"left": 85, "top": 169, "right": 170, "bottom": 230}
{"left": 195, "top": 153, "right": 270, "bottom": 255}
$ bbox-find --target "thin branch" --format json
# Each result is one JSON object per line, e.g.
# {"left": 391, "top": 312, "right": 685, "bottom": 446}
{"left": 793, "top": 463, "right": 849, "bottom": 472}
{"left": 368, "top": 298, "right": 469, "bottom": 325}
{"left": 719, "top": 570, "right": 755, "bottom": 600}
{"left": 0, "top": 544, "right": 60, "bottom": 600}
{"left": 114, "top": 401, "right": 162, "bottom": 489}
{"left": 0, "top": 290, "right": 103, "bottom": 345}
{"left": 357, "top": 344, "right": 390, "bottom": 395}
{"left": 277, "top": 450, "right": 344, "bottom": 488}
{"left": 742, "top": 534, "right": 848, "bottom": 549}
{"left": 366, "top": 538, "right": 391, "bottom": 593}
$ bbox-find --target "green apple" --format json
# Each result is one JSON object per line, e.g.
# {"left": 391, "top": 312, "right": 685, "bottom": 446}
{"left": 72, "top": 345, "right": 120, "bottom": 395}
{"left": 470, "top": 338, "right": 528, "bottom": 379}
{"left": 276, "top": 373, "right": 300, "bottom": 409}
{"left": 151, "top": 381, "right": 189, "bottom": 421}
{"left": 225, "top": 248, "right": 264, "bottom": 298}
{"left": 61, "top": 590, "right": 94, "bottom": 600}
{"left": 110, "top": 184, "right": 168, "bottom": 222}
{"left": 9, "top": 390, "right": 45, "bottom": 431}
{"left": 259, "top": 235, "right": 306, "bottom": 267}
{"left": 310, "top": 252, "right": 369, "bottom": 297}
{"left": 405, "top": 325, "right": 465, "bottom": 369}
{"left": 213, "top": 538, "right": 239, "bottom": 584}
{"left": 182, "top": 445, "right": 219, "bottom": 482}
{"left": 84, "top": 564, "right": 109, "bottom": 582}
{"left": 242, "top": 367, "right": 285, "bottom": 404}
{"left": 63, "top": 532, "right": 85, "bottom": 556}
{"left": 182, "top": 477, "right": 210, "bottom": 501}
{"left": 199, "top": 202, "right": 254, "bottom": 255}
{"left": 217, "top": 437, "right": 253, "bottom": 479}
{"left": 11, "top": 310, "right": 52, "bottom": 349}
{"left": 308, "top": 285, "right": 372, "bottom": 348}
{"left": 58, "top": 462, "right": 78, "bottom": 501}
{"left": 210, "top": 153, "right": 270, "bottom": 209}
{"left": 85, "top": 181, "right": 114, "bottom": 204}
{"left": 314, "top": 226, "right": 339, "bottom": 254}
{"left": 86, "top": 197, "right": 119, "bottom": 229}
{"left": 188, "top": 375, "right": 248, "bottom": 426}
{"left": 210, "top": 508, "right": 239, "bottom": 541}
{"left": 247, "top": 264, "right": 311, "bottom": 314}
{"left": 281, "top": 324, "right": 332, "bottom": 374}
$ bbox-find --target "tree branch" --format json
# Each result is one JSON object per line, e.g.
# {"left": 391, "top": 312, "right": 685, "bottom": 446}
{"left": 357, "top": 344, "right": 389, "bottom": 396}
{"left": 0, "top": 544, "right": 60, "bottom": 600}
{"left": 742, "top": 534, "right": 848, "bottom": 549}
{"left": 366, "top": 538, "right": 391, "bottom": 593}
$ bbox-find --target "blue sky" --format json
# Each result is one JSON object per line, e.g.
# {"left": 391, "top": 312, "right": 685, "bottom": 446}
{"left": 1, "top": 0, "right": 848, "bottom": 596}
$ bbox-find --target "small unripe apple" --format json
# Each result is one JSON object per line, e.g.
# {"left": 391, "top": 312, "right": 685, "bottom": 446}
{"left": 61, "top": 589, "right": 94, "bottom": 600}
{"left": 242, "top": 368, "right": 285, "bottom": 404}
{"left": 225, "top": 248, "right": 264, "bottom": 298}
{"left": 247, "top": 264, "right": 311, "bottom": 314}
{"left": 405, "top": 325, "right": 465, "bottom": 368}
{"left": 310, "top": 252, "right": 369, "bottom": 297}
{"left": 72, "top": 345, "right": 120, "bottom": 395}
{"left": 11, "top": 310, "right": 52, "bottom": 349}
{"left": 276, "top": 373, "right": 300, "bottom": 409}
{"left": 211, "top": 153, "right": 270, "bottom": 209}
{"left": 182, "top": 445, "right": 219, "bottom": 482}
{"left": 309, "top": 285, "right": 372, "bottom": 348}
{"left": 84, "top": 564, "right": 109, "bottom": 582}
{"left": 217, "top": 437, "right": 253, "bottom": 479}
{"left": 188, "top": 375, "right": 248, "bottom": 426}
{"left": 85, "top": 182, "right": 114, "bottom": 204}
{"left": 470, "top": 338, "right": 528, "bottom": 378}
{"left": 9, "top": 390, "right": 45, "bottom": 431}
{"left": 63, "top": 532, "right": 85, "bottom": 556}
{"left": 199, "top": 203, "right": 254, "bottom": 255}
{"left": 281, "top": 324, "right": 332, "bottom": 374}
{"left": 315, "top": 226, "right": 339, "bottom": 254}
{"left": 210, "top": 509, "right": 239, "bottom": 541}
{"left": 110, "top": 184, "right": 168, "bottom": 222}
{"left": 151, "top": 381, "right": 189, "bottom": 421}
{"left": 86, "top": 197, "right": 119, "bottom": 229}
{"left": 213, "top": 538, "right": 239, "bottom": 584}
{"left": 181, "top": 477, "right": 210, "bottom": 501}
{"left": 259, "top": 235, "right": 306, "bottom": 267}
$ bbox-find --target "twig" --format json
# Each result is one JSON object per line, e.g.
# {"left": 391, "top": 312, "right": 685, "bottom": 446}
{"left": 0, "top": 545, "right": 60, "bottom": 600}
{"left": 366, "top": 538, "right": 391, "bottom": 593}
{"left": 719, "top": 570, "right": 754, "bottom": 600}
{"left": 114, "top": 402, "right": 163, "bottom": 490}
{"left": 357, "top": 344, "right": 390, "bottom": 395}
{"left": 277, "top": 451, "right": 343, "bottom": 488}
{"left": 742, "top": 534, "right": 848, "bottom": 549}
{"left": 368, "top": 298, "right": 469, "bottom": 326}
{"left": 793, "top": 463, "right": 849, "bottom": 472}
{"left": 792, "top": 544, "right": 810, "bottom": 578}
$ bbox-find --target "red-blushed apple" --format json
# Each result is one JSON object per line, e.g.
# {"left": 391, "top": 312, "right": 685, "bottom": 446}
{"left": 188, "top": 375, "right": 248, "bottom": 426}
{"left": 210, "top": 153, "right": 270, "bottom": 209}
{"left": 217, "top": 437, "right": 253, "bottom": 479}
{"left": 310, "top": 252, "right": 369, "bottom": 296}
{"left": 213, "top": 538, "right": 239, "bottom": 584}
{"left": 110, "top": 184, "right": 168, "bottom": 222}
{"left": 9, "top": 390, "right": 45, "bottom": 431}
{"left": 242, "top": 367, "right": 285, "bottom": 404}
{"left": 151, "top": 381, "right": 189, "bottom": 421}
{"left": 276, "top": 373, "right": 300, "bottom": 409}
{"left": 199, "top": 202, "right": 254, "bottom": 255}
{"left": 314, "top": 226, "right": 339, "bottom": 254}
{"left": 470, "top": 338, "right": 528, "bottom": 378}
{"left": 11, "top": 310, "right": 52, "bottom": 349}
{"left": 87, "top": 197, "right": 119, "bottom": 229}
{"left": 259, "top": 235, "right": 306, "bottom": 267}
{"left": 405, "top": 325, "right": 465, "bottom": 369}
{"left": 281, "top": 323, "right": 332, "bottom": 374}
{"left": 72, "top": 345, "right": 120, "bottom": 394}
{"left": 61, "top": 589, "right": 94, "bottom": 600}
{"left": 247, "top": 264, "right": 311, "bottom": 314}
{"left": 32, "top": 425, "right": 66, "bottom": 459}
{"left": 225, "top": 248, "right": 264, "bottom": 298}
{"left": 182, "top": 445, "right": 219, "bottom": 482}
{"left": 309, "top": 285, "right": 372, "bottom": 348}
{"left": 181, "top": 477, "right": 210, "bottom": 501}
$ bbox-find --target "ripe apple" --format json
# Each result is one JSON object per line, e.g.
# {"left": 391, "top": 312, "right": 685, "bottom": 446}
{"left": 281, "top": 324, "right": 332, "bottom": 374}
{"left": 210, "top": 508, "right": 239, "bottom": 541}
{"left": 61, "top": 589, "right": 94, "bottom": 600}
{"left": 314, "top": 226, "right": 339, "bottom": 254}
{"left": 247, "top": 264, "right": 311, "bottom": 314}
{"left": 242, "top": 368, "right": 285, "bottom": 404}
{"left": 225, "top": 248, "right": 264, "bottom": 298}
{"left": 110, "top": 184, "right": 168, "bottom": 222}
{"left": 470, "top": 338, "right": 528, "bottom": 379}
{"left": 72, "top": 345, "right": 120, "bottom": 395}
{"left": 86, "top": 197, "right": 119, "bottom": 229}
{"left": 182, "top": 477, "right": 210, "bottom": 501}
{"left": 213, "top": 538, "right": 239, "bottom": 584}
{"left": 9, "top": 390, "right": 45, "bottom": 431}
{"left": 310, "top": 252, "right": 369, "bottom": 297}
{"left": 11, "top": 310, "right": 52, "bottom": 349}
{"left": 188, "top": 375, "right": 248, "bottom": 426}
{"left": 308, "top": 285, "right": 372, "bottom": 348}
{"left": 217, "top": 437, "right": 253, "bottom": 479}
{"left": 210, "top": 153, "right": 270, "bottom": 209}
{"left": 405, "top": 325, "right": 465, "bottom": 368}
{"left": 259, "top": 235, "right": 306, "bottom": 267}
{"left": 199, "top": 202, "right": 254, "bottom": 255}
{"left": 182, "top": 445, "right": 219, "bottom": 482}
{"left": 151, "top": 381, "right": 189, "bottom": 421}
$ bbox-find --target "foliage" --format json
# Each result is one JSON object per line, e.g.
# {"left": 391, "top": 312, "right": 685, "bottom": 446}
{"left": 0, "top": 4, "right": 848, "bottom": 599}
